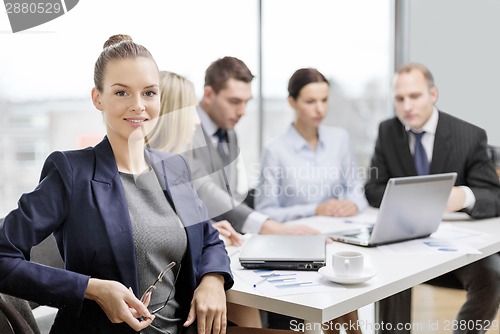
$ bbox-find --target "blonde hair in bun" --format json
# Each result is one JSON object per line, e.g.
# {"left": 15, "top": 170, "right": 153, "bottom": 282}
{"left": 102, "top": 34, "right": 133, "bottom": 49}
{"left": 94, "top": 34, "right": 157, "bottom": 91}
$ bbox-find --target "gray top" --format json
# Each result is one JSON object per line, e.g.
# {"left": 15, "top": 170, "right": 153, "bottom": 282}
{"left": 120, "top": 169, "right": 187, "bottom": 334}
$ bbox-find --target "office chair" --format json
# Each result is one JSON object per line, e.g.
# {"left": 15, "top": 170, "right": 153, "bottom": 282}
{"left": 0, "top": 294, "right": 39, "bottom": 334}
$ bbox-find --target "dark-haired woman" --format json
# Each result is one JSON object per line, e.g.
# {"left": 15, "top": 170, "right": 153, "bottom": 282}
{"left": 256, "top": 68, "right": 367, "bottom": 334}
{"left": 256, "top": 68, "right": 367, "bottom": 222}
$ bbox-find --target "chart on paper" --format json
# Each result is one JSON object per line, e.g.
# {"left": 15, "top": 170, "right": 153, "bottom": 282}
{"left": 233, "top": 269, "right": 345, "bottom": 296}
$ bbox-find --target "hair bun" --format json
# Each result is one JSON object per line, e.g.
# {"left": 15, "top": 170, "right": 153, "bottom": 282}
{"left": 103, "top": 34, "right": 133, "bottom": 49}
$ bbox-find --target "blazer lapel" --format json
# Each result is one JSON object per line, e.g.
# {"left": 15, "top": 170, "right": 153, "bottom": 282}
{"left": 430, "top": 112, "right": 452, "bottom": 173}
{"left": 393, "top": 121, "right": 418, "bottom": 175}
{"left": 148, "top": 149, "right": 208, "bottom": 227}
{"left": 90, "top": 138, "right": 138, "bottom": 292}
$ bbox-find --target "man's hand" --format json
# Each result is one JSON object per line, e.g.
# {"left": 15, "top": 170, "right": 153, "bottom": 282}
{"left": 183, "top": 274, "right": 227, "bottom": 334}
{"left": 316, "top": 199, "right": 358, "bottom": 217}
{"left": 212, "top": 220, "right": 244, "bottom": 246}
{"left": 446, "top": 186, "right": 466, "bottom": 212}
{"left": 259, "top": 219, "right": 319, "bottom": 235}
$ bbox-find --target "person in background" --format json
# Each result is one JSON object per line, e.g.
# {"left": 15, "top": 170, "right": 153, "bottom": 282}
{"left": 365, "top": 63, "right": 500, "bottom": 334}
{"left": 148, "top": 70, "right": 262, "bottom": 328}
{"left": 255, "top": 67, "right": 367, "bottom": 222}
{"left": 0, "top": 34, "right": 232, "bottom": 334}
{"left": 147, "top": 70, "right": 244, "bottom": 247}
{"left": 190, "top": 56, "right": 318, "bottom": 235}
{"left": 255, "top": 67, "right": 365, "bottom": 334}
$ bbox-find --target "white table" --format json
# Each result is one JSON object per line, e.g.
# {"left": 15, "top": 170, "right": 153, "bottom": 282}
{"left": 226, "top": 210, "right": 500, "bottom": 332}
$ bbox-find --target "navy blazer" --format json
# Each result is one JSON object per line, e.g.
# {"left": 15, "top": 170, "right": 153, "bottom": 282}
{"left": 0, "top": 137, "right": 233, "bottom": 333}
{"left": 365, "top": 111, "right": 500, "bottom": 218}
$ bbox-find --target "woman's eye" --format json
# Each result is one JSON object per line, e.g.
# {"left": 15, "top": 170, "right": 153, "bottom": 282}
{"left": 144, "top": 91, "right": 157, "bottom": 97}
{"left": 115, "top": 91, "right": 127, "bottom": 97}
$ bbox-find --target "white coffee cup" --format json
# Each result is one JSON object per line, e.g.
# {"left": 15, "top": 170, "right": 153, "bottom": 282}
{"left": 331, "top": 251, "right": 364, "bottom": 277}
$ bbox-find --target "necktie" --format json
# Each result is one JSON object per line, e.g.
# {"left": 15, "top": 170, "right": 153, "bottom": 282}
{"left": 412, "top": 131, "right": 429, "bottom": 175}
{"left": 214, "top": 128, "right": 229, "bottom": 166}
{"left": 214, "top": 128, "right": 235, "bottom": 208}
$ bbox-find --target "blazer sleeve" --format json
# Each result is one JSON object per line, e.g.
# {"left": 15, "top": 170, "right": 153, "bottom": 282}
{"left": 189, "top": 149, "right": 253, "bottom": 233}
{"left": 462, "top": 128, "right": 500, "bottom": 218}
{"left": 365, "top": 122, "right": 393, "bottom": 207}
{"left": 198, "top": 221, "right": 234, "bottom": 290}
{"left": 0, "top": 152, "right": 89, "bottom": 312}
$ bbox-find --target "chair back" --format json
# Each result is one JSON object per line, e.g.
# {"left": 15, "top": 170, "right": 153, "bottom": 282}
{"left": 0, "top": 295, "right": 37, "bottom": 334}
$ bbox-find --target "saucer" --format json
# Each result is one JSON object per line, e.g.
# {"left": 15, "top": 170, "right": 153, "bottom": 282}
{"left": 318, "top": 266, "right": 376, "bottom": 285}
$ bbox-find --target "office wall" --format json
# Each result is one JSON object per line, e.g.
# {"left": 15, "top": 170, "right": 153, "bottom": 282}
{"left": 408, "top": 0, "right": 500, "bottom": 145}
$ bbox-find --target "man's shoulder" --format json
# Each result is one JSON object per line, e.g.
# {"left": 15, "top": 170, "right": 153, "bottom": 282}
{"left": 378, "top": 116, "right": 402, "bottom": 134}
{"left": 439, "top": 111, "right": 483, "bottom": 129}
{"left": 438, "top": 111, "right": 485, "bottom": 136}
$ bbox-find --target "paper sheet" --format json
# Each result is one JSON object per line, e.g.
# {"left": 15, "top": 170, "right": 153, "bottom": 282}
{"left": 233, "top": 268, "right": 345, "bottom": 296}
{"left": 378, "top": 225, "right": 484, "bottom": 255}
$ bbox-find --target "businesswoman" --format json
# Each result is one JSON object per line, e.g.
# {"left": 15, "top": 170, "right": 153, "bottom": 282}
{"left": 255, "top": 68, "right": 367, "bottom": 222}
{"left": 255, "top": 68, "right": 367, "bottom": 334}
{"left": 0, "top": 35, "right": 232, "bottom": 334}
{"left": 148, "top": 71, "right": 264, "bottom": 328}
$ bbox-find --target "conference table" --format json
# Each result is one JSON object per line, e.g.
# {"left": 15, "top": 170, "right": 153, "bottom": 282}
{"left": 225, "top": 208, "right": 500, "bottom": 333}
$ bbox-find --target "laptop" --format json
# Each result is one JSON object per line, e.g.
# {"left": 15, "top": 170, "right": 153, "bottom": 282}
{"left": 239, "top": 235, "right": 326, "bottom": 271}
{"left": 328, "top": 173, "right": 457, "bottom": 247}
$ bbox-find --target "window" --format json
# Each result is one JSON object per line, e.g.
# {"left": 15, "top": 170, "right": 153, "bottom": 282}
{"left": 0, "top": 1, "right": 392, "bottom": 215}
{"left": 261, "top": 0, "right": 392, "bottom": 176}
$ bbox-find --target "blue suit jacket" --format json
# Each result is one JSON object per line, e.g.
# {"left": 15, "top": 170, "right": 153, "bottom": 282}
{"left": 0, "top": 137, "right": 233, "bottom": 333}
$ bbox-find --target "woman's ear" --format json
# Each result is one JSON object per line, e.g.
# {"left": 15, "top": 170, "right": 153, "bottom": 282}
{"left": 91, "top": 88, "right": 103, "bottom": 111}
{"left": 288, "top": 96, "right": 296, "bottom": 109}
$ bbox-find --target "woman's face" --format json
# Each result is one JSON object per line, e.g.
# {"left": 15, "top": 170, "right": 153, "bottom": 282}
{"left": 92, "top": 57, "right": 160, "bottom": 144}
{"left": 289, "top": 81, "right": 329, "bottom": 129}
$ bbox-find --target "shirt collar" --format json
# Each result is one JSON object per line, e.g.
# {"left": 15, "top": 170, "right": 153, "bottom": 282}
{"left": 197, "top": 104, "right": 219, "bottom": 137}
{"left": 404, "top": 107, "right": 439, "bottom": 135}
{"left": 288, "top": 124, "right": 325, "bottom": 151}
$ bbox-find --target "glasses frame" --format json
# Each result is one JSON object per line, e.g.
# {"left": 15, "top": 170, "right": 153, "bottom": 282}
{"left": 140, "top": 261, "right": 181, "bottom": 315}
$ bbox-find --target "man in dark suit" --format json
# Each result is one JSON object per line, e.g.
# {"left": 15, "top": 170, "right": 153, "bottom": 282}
{"left": 190, "top": 56, "right": 317, "bottom": 235}
{"left": 365, "top": 63, "right": 500, "bottom": 333}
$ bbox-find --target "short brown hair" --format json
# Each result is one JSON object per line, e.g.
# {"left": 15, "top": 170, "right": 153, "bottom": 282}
{"left": 396, "top": 63, "right": 435, "bottom": 89}
{"left": 204, "top": 56, "right": 254, "bottom": 93}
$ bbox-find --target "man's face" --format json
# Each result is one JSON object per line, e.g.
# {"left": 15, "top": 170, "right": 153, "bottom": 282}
{"left": 394, "top": 69, "right": 438, "bottom": 131}
{"left": 203, "top": 78, "right": 252, "bottom": 129}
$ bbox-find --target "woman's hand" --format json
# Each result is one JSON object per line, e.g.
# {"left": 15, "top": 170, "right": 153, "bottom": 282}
{"left": 316, "top": 199, "right": 358, "bottom": 217}
{"left": 85, "top": 278, "right": 154, "bottom": 331}
{"left": 183, "top": 274, "right": 227, "bottom": 334}
{"left": 212, "top": 220, "right": 244, "bottom": 246}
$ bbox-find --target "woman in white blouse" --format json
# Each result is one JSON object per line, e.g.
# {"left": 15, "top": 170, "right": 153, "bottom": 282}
{"left": 256, "top": 68, "right": 368, "bottom": 223}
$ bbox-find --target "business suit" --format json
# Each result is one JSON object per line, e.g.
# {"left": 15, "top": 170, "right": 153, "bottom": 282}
{"left": 189, "top": 121, "right": 253, "bottom": 233}
{"left": 365, "top": 111, "right": 500, "bottom": 333}
{"left": 366, "top": 111, "right": 500, "bottom": 217}
{"left": 0, "top": 137, "right": 233, "bottom": 334}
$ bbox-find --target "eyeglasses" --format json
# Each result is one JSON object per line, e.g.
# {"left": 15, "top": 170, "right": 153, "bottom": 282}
{"left": 140, "top": 261, "right": 181, "bottom": 315}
